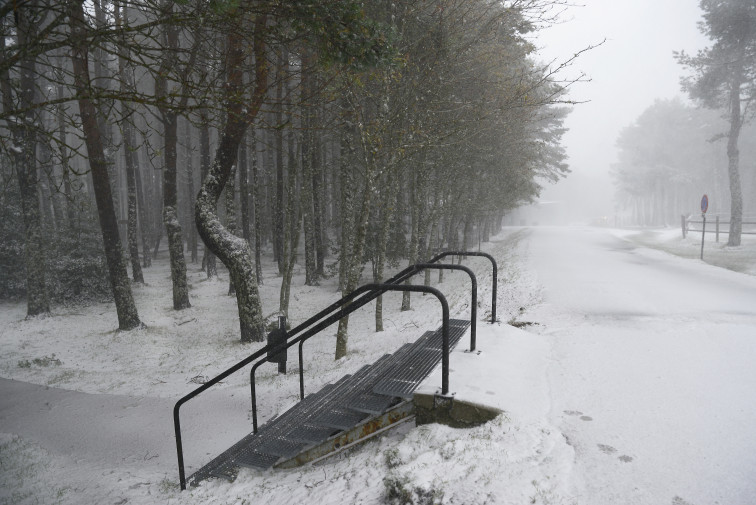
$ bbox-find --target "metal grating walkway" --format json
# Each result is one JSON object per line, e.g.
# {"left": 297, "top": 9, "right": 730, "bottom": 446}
{"left": 188, "top": 319, "right": 470, "bottom": 487}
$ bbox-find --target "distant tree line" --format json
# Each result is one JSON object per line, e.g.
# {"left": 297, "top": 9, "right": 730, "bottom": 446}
{"left": 612, "top": 98, "right": 756, "bottom": 227}
{"left": 1, "top": 0, "right": 572, "bottom": 357}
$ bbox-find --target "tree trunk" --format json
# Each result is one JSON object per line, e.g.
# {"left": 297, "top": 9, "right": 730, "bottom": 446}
{"left": 251, "top": 127, "right": 263, "bottom": 283}
{"left": 54, "top": 53, "right": 76, "bottom": 229}
{"left": 1, "top": 6, "right": 49, "bottom": 316}
{"left": 402, "top": 168, "right": 421, "bottom": 311}
{"left": 274, "top": 49, "right": 285, "bottom": 274}
{"left": 279, "top": 67, "right": 300, "bottom": 316}
{"left": 135, "top": 157, "right": 152, "bottom": 268}
{"left": 279, "top": 130, "right": 301, "bottom": 317}
{"left": 226, "top": 163, "right": 237, "bottom": 295}
{"left": 199, "top": 107, "right": 216, "bottom": 278}
{"left": 69, "top": 0, "right": 141, "bottom": 330}
{"left": 239, "top": 131, "right": 252, "bottom": 246}
{"left": 116, "top": 2, "right": 143, "bottom": 283}
{"left": 312, "top": 130, "right": 326, "bottom": 278}
{"left": 162, "top": 110, "right": 192, "bottom": 309}
{"left": 301, "top": 51, "right": 318, "bottom": 285}
{"left": 123, "top": 121, "right": 143, "bottom": 284}
{"left": 92, "top": 0, "right": 118, "bottom": 217}
{"left": 185, "top": 118, "right": 198, "bottom": 263}
{"left": 312, "top": 99, "right": 326, "bottom": 278}
{"left": 726, "top": 74, "right": 743, "bottom": 247}
{"left": 374, "top": 173, "right": 397, "bottom": 332}
{"left": 335, "top": 175, "right": 373, "bottom": 359}
{"left": 155, "top": 3, "right": 191, "bottom": 310}
{"left": 338, "top": 131, "right": 355, "bottom": 292}
{"left": 195, "top": 13, "right": 268, "bottom": 343}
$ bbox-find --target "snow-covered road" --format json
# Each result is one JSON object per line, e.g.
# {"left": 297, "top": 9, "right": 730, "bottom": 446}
{"left": 526, "top": 227, "right": 756, "bottom": 505}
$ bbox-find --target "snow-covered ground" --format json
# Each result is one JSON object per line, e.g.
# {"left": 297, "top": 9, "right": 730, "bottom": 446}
{"left": 1, "top": 226, "right": 754, "bottom": 505}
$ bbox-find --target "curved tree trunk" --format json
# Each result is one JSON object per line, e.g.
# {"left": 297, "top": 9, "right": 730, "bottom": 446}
{"left": 195, "top": 14, "right": 268, "bottom": 343}
{"left": 197, "top": 119, "right": 265, "bottom": 342}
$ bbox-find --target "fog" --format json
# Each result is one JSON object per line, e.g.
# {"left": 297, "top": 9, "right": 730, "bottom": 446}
{"left": 522, "top": 0, "right": 712, "bottom": 225}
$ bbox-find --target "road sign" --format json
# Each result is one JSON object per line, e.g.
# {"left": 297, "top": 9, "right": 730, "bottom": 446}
{"left": 701, "top": 194, "right": 708, "bottom": 214}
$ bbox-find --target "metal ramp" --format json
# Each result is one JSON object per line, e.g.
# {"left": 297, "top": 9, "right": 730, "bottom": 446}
{"left": 188, "top": 319, "right": 470, "bottom": 487}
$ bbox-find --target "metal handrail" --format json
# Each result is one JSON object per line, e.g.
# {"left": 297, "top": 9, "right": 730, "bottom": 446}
{"left": 288, "top": 262, "right": 479, "bottom": 411}
{"left": 414, "top": 263, "right": 477, "bottom": 351}
{"left": 173, "top": 251, "right": 497, "bottom": 490}
{"left": 427, "top": 251, "right": 497, "bottom": 323}
{"left": 174, "top": 282, "right": 448, "bottom": 490}
{"left": 250, "top": 283, "right": 452, "bottom": 431}
{"left": 252, "top": 268, "right": 470, "bottom": 432}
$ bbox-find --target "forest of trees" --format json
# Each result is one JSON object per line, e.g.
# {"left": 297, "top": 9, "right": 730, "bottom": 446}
{"left": 612, "top": 98, "right": 756, "bottom": 227}
{"left": 615, "top": 0, "right": 756, "bottom": 239}
{"left": 1, "top": 0, "right": 572, "bottom": 356}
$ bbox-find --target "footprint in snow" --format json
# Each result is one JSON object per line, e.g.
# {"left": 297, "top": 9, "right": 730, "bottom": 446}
{"left": 597, "top": 443, "right": 616, "bottom": 455}
{"left": 563, "top": 410, "right": 592, "bottom": 421}
{"left": 672, "top": 497, "right": 695, "bottom": 505}
{"left": 598, "top": 444, "right": 634, "bottom": 462}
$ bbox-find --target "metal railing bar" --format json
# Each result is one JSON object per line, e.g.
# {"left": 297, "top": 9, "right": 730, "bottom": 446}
{"left": 428, "top": 251, "right": 497, "bottom": 323}
{"left": 414, "top": 263, "right": 477, "bottom": 351}
{"left": 687, "top": 229, "right": 756, "bottom": 235}
{"left": 251, "top": 282, "right": 449, "bottom": 432}
{"left": 174, "top": 343, "right": 272, "bottom": 489}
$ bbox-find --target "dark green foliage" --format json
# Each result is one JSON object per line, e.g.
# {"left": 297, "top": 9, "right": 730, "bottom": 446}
{"left": 46, "top": 216, "right": 112, "bottom": 305}
{"left": 0, "top": 187, "right": 111, "bottom": 305}
{"left": 282, "top": 0, "right": 396, "bottom": 69}
{"left": 0, "top": 185, "right": 26, "bottom": 299}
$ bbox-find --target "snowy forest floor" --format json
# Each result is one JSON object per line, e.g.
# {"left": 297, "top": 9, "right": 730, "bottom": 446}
{"left": 1, "top": 225, "right": 754, "bottom": 505}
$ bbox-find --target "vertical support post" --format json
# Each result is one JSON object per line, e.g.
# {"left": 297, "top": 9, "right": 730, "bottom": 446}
{"left": 681, "top": 214, "right": 687, "bottom": 238}
{"left": 716, "top": 216, "right": 720, "bottom": 243}
{"left": 278, "top": 315, "right": 287, "bottom": 374}
{"left": 491, "top": 261, "right": 497, "bottom": 323}
{"left": 299, "top": 342, "right": 305, "bottom": 400}
{"left": 701, "top": 214, "right": 706, "bottom": 260}
{"left": 173, "top": 406, "right": 186, "bottom": 490}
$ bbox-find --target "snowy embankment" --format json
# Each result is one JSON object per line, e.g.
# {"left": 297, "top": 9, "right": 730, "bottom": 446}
{"left": 2, "top": 225, "right": 755, "bottom": 505}
{"left": 1, "top": 228, "right": 574, "bottom": 505}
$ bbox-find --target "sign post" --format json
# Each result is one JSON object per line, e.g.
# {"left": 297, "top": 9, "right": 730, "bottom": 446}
{"left": 700, "top": 194, "right": 708, "bottom": 260}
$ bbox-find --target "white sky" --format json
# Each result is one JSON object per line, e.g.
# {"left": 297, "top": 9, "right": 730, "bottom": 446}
{"left": 531, "top": 0, "right": 711, "bottom": 220}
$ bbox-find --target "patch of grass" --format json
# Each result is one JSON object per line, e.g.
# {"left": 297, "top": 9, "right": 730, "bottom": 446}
{"left": 383, "top": 474, "right": 443, "bottom": 505}
{"left": 384, "top": 448, "right": 402, "bottom": 469}
{"left": 158, "top": 477, "right": 178, "bottom": 494}
{"left": 47, "top": 370, "right": 76, "bottom": 385}
{"left": 17, "top": 354, "right": 62, "bottom": 368}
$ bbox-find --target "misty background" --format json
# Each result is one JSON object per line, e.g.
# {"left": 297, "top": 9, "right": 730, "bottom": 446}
{"left": 518, "top": 0, "right": 749, "bottom": 226}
